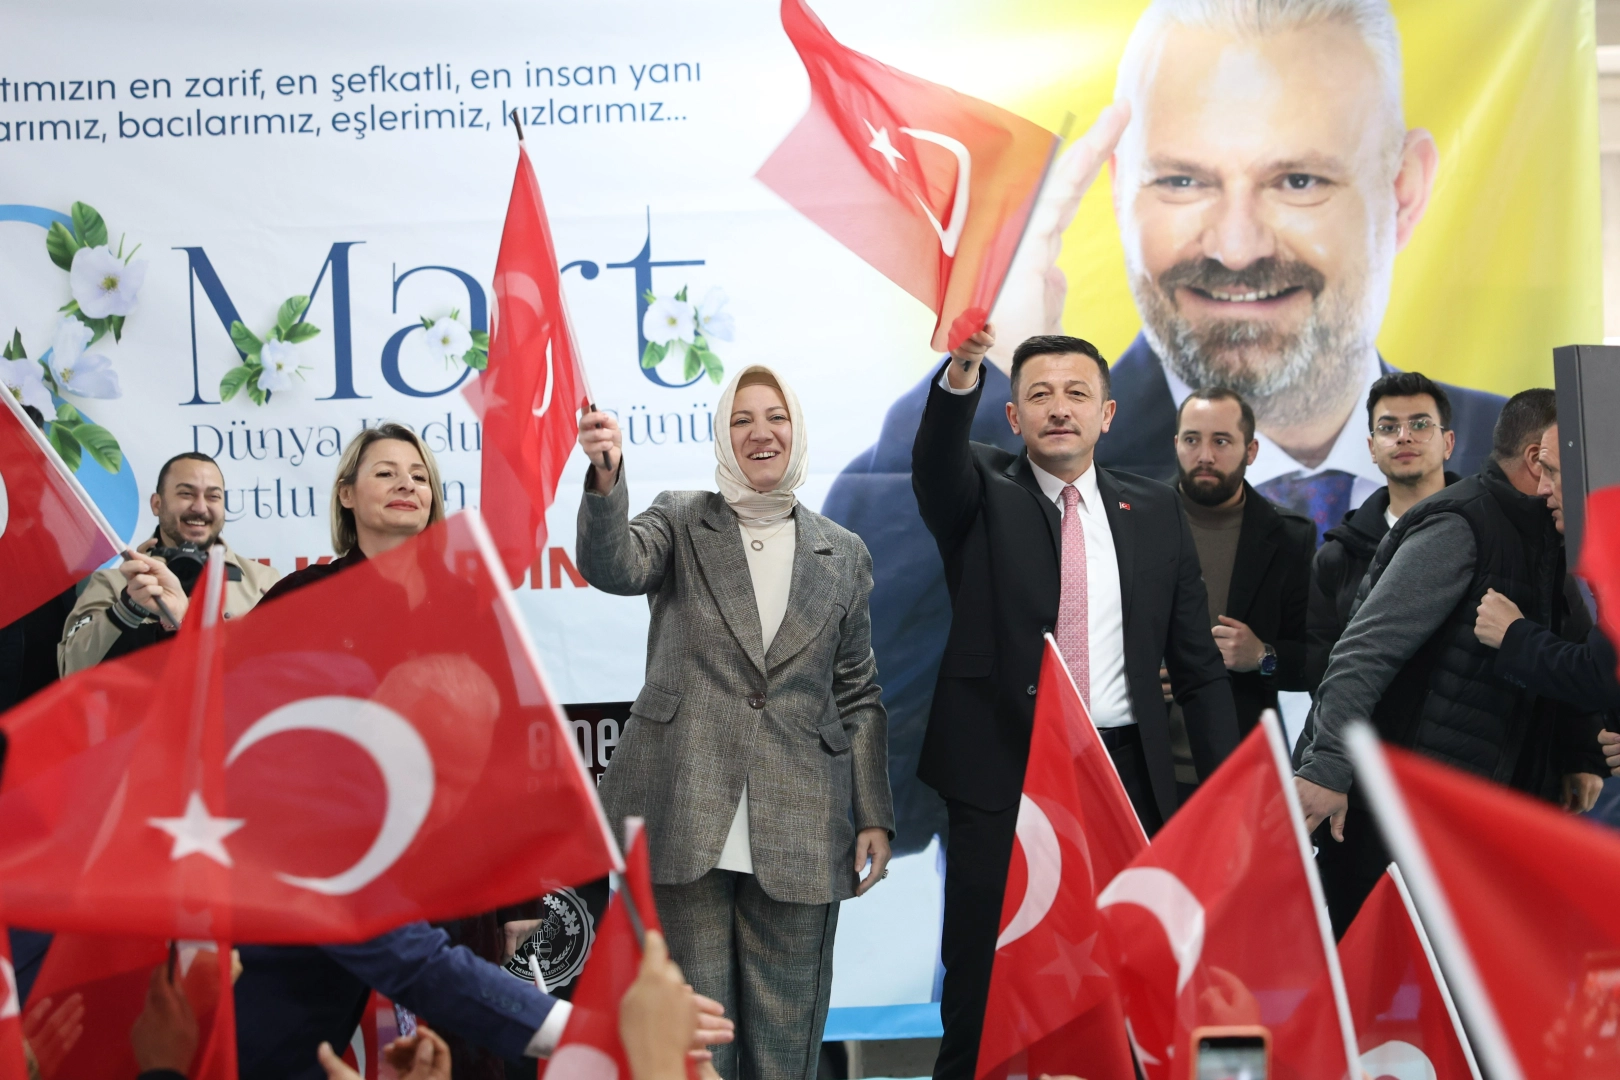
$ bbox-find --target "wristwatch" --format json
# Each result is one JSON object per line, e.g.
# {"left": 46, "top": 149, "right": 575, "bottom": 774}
{"left": 1258, "top": 643, "right": 1278, "bottom": 676}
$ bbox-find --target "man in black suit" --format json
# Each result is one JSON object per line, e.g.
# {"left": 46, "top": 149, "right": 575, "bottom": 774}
{"left": 912, "top": 328, "right": 1239, "bottom": 1080}
{"left": 1170, "top": 389, "right": 1315, "bottom": 755}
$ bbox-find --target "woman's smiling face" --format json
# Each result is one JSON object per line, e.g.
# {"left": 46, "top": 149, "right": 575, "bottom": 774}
{"left": 729, "top": 382, "right": 793, "bottom": 493}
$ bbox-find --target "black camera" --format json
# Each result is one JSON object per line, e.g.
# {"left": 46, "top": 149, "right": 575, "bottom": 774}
{"left": 147, "top": 542, "right": 209, "bottom": 594}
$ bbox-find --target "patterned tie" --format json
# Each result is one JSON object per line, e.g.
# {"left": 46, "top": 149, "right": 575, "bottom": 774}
{"left": 1255, "top": 469, "right": 1357, "bottom": 547}
{"left": 1055, "top": 484, "right": 1090, "bottom": 708}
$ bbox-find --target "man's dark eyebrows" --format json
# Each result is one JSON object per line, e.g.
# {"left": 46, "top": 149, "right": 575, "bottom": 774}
{"left": 1375, "top": 409, "right": 1435, "bottom": 422}
{"left": 1146, "top": 156, "right": 1219, "bottom": 180}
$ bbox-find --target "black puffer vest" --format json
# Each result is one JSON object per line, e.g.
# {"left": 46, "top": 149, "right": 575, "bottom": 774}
{"left": 1353, "top": 462, "right": 1563, "bottom": 785}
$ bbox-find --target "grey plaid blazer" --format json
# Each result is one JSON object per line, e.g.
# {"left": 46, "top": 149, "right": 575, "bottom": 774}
{"left": 577, "top": 473, "right": 893, "bottom": 905}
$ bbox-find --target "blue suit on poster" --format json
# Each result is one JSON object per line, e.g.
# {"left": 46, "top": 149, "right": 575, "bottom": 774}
{"left": 822, "top": 331, "right": 1504, "bottom": 853}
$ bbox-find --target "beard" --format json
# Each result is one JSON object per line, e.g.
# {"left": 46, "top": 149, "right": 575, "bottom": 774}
{"left": 1131, "top": 254, "right": 1381, "bottom": 429}
{"left": 1178, "top": 464, "right": 1245, "bottom": 507}
{"left": 161, "top": 513, "right": 223, "bottom": 548}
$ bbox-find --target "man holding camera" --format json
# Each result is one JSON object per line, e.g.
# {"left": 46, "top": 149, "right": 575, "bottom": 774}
{"left": 59, "top": 452, "right": 281, "bottom": 675}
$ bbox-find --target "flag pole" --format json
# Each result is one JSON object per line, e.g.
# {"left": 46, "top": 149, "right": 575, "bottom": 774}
{"left": 509, "top": 108, "right": 612, "bottom": 474}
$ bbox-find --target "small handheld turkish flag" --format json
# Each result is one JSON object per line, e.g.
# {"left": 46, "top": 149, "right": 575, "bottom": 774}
{"left": 1099, "top": 713, "right": 1358, "bottom": 1080}
{"left": 757, "top": 0, "right": 1058, "bottom": 353}
{"left": 1338, "top": 866, "right": 1482, "bottom": 1080}
{"left": 0, "top": 375, "right": 121, "bottom": 628}
{"left": 548, "top": 819, "right": 672, "bottom": 1080}
{"left": 975, "top": 638, "right": 1135, "bottom": 1080}
{"left": 474, "top": 140, "right": 593, "bottom": 585}
{"left": 1350, "top": 723, "right": 1620, "bottom": 1080}
{"left": 0, "top": 510, "right": 620, "bottom": 943}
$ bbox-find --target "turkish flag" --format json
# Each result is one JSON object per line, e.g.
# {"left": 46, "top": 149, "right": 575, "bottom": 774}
{"left": 757, "top": 0, "right": 1058, "bottom": 353}
{"left": 1351, "top": 727, "right": 1620, "bottom": 1080}
{"left": 473, "top": 142, "right": 593, "bottom": 585}
{"left": 1099, "top": 715, "right": 1358, "bottom": 1080}
{"left": 0, "top": 375, "right": 120, "bottom": 628}
{"left": 0, "top": 510, "right": 619, "bottom": 943}
{"left": 1578, "top": 484, "right": 1620, "bottom": 682}
{"left": 1338, "top": 868, "right": 1481, "bottom": 1080}
{"left": 547, "top": 819, "right": 674, "bottom": 1080}
{"left": 975, "top": 639, "right": 1135, "bottom": 1080}
{"left": 0, "top": 914, "right": 26, "bottom": 1080}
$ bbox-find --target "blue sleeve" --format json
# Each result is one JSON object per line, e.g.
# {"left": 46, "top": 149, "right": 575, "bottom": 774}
{"left": 1494, "top": 620, "right": 1620, "bottom": 712}
{"left": 321, "top": 922, "right": 556, "bottom": 1061}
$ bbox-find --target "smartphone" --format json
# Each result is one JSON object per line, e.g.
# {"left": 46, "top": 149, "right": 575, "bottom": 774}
{"left": 1190, "top": 1026, "right": 1271, "bottom": 1080}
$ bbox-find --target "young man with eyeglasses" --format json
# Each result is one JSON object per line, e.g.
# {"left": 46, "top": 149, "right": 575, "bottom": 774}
{"left": 1304, "top": 373, "right": 1458, "bottom": 690}
{"left": 1294, "top": 387, "right": 1605, "bottom": 936}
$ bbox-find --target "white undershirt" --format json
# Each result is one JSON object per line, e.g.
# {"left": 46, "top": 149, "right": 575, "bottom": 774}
{"left": 937, "top": 366, "right": 1133, "bottom": 727}
{"left": 715, "top": 515, "right": 798, "bottom": 874}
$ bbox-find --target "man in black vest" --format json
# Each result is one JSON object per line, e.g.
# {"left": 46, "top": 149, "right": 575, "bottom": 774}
{"left": 1294, "top": 389, "right": 1607, "bottom": 933}
{"left": 912, "top": 327, "right": 1239, "bottom": 1080}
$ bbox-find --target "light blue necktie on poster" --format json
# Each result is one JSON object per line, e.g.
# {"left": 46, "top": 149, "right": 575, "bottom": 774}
{"left": 1255, "top": 470, "right": 1357, "bottom": 547}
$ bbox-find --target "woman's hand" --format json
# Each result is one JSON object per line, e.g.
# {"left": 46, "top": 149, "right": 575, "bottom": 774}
{"left": 579, "top": 409, "right": 622, "bottom": 494}
{"left": 854, "top": 827, "right": 892, "bottom": 896}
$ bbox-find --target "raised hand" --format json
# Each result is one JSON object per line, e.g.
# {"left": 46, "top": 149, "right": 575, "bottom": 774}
{"left": 986, "top": 101, "right": 1131, "bottom": 370}
{"left": 579, "top": 408, "right": 623, "bottom": 494}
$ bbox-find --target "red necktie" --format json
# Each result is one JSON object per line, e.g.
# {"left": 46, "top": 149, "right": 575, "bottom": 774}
{"left": 1055, "top": 484, "right": 1090, "bottom": 707}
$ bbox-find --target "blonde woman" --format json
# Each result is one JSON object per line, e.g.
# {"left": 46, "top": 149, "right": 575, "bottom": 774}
{"left": 577, "top": 365, "right": 893, "bottom": 1080}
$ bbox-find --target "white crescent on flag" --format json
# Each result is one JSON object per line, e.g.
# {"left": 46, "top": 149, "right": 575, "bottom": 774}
{"left": 0, "top": 464, "right": 8, "bottom": 541}
{"left": 898, "top": 126, "right": 971, "bottom": 257}
{"left": 1097, "top": 866, "right": 1206, "bottom": 994}
{"left": 225, "top": 695, "right": 435, "bottom": 896}
{"left": 996, "top": 793, "right": 1062, "bottom": 950}
{"left": 1360, "top": 1040, "right": 1438, "bottom": 1080}
{"left": 0, "top": 956, "right": 16, "bottom": 1020}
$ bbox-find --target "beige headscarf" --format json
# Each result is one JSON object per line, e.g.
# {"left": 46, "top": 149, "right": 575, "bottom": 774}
{"left": 714, "top": 364, "right": 809, "bottom": 526}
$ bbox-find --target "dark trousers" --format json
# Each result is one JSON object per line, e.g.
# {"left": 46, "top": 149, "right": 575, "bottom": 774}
{"left": 933, "top": 727, "right": 1162, "bottom": 1080}
{"left": 1313, "top": 794, "right": 1389, "bottom": 940}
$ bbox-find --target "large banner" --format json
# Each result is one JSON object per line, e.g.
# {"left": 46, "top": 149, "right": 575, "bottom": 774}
{"left": 0, "top": 0, "right": 1598, "bottom": 1035}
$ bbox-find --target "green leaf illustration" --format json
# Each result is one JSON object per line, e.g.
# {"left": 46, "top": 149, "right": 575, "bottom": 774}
{"left": 74, "top": 422, "right": 123, "bottom": 473}
{"left": 246, "top": 368, "right": 266, "bottom": 406}
{"left": 45, "top": 222, "right": 81, "bottom": 272}
{"left": 470, "top": 330, "right": 489, "bottom": 349}
{"left": 109, "top": 314, "right": 125, "bottom": 344}
{"left": 2, "top": 330, "right": 23, "bottom": 361}
{"left": 420, "top": 316, "right": 435, "bottom": 330}
{"left": 228, "top": 320, "right": 263, "bottom": 360}
{"left": 640, "top": 340, "right": 667, "bottom": 369}
{"left": 219, "top": 364, "right": 253, "bottom": 402}
{"left": 276, "top": 295, "right": 310, "bottom": 336}
{"left": 78, "top": 313, "right": 113, "bottom": 346}
{"left": 283, "top": 321, "right": 321, "bottom": 344}
{"left": 674, "top": 286, "right": 689, "bottom": 302}
{"left": 70, "top": 202, "right": 108, "bottom": 249}
{"left": 683, "top": 346, "right": 702, "bottom": 381}
{"left": 48, "top": 422, "right": 82, "bottom": 471}
{"left": 55, "top": 401, "right": 82, "bottom": 424}
{"left": 701, "top": 350, "right": 723, "bottom": 385}
{"left": 462, "top": 348, "right": 487, "bottom": 371}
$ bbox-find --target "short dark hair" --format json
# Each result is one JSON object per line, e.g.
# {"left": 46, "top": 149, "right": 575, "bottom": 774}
{"left": 1177, "top": 387, "right": 1255, "bottom": 443}
{"left": 1009, "top": 335, "right": 1110, "bottom": 399}
{"left": 155, "top": 451, "right": 222, "bottom": 494}
{"left": 1491, "top": 388, "right": 1556, "bottom": 464}
{"left": 1366, "top": 372, "right": 1452, "bottom": 431}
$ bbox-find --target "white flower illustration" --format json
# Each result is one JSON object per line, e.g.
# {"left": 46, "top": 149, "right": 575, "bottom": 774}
{"left": 422, "top": 317, "right": 473, "bottom": 365}
{"left": 1, "top": 357, "right": 53, "bottom": 415}
{"left": 642, "top": 296, "right": 695, "bottom": 344}
{"left": 48, "top": 315, "right": 119, "bottom": 398}
{"left": 258, "top": 339, "right": 299, "bottom": 393}
{"left": 70, "top": 245, "right": 148, "bottom": 319}
{"left": 694, "top": 287, "right": 735, "bottom": 343}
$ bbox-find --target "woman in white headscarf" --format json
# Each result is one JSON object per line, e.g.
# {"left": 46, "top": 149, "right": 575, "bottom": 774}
{"left": 576, "top": 365, "right": 893, "bottom": 1080}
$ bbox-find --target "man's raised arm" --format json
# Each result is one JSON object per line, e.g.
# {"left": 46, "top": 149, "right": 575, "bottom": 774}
{"left": 911, "top": 326, "right": 995, "bottom": 555}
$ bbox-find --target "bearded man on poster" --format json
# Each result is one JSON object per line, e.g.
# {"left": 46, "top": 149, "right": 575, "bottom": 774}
{"left": 822, "top": 0, "right": 1505, "bottom": 855}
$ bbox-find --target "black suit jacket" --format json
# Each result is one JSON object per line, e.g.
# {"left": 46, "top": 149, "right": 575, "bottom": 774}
{"left": 1220, "top": 485, "right": 1316, "bottom": 734}
{"left": 911, "top": 362, "right": 1240, "bottom": 821}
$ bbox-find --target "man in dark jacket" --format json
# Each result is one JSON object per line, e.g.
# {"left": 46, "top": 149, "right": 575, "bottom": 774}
{"left": 1295, "top": 389, "right": 1607, "bottom": 934}
{"left": 1169, "top": 389, "right": 1314, "bottom": 793}
{"left": 1306, "top": 373, "right": 1459, "bottom": 688}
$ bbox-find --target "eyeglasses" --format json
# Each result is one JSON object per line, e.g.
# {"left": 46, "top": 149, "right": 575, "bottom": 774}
{"left": 1371, "top": 417, "right": 1447, "bottom": 443}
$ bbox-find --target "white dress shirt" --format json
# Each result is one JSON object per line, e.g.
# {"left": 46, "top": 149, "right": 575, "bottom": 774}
{"left": 938, "top": 366, "right": 1134, "bottom": 727}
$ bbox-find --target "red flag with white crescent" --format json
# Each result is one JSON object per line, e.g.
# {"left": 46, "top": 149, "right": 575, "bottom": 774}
{"left": 975, "top": 639, "right": 1135, "bottom": 1080}
{"left": 475, "top": 142, "right": 592, "bottom": 585}
{"left": 757, "top": 0, "right": 1057, "bottom": 353}
{"left": 0, "top": 375, "right": 121, "bottom": 628}
{"left": 0, "top": 511, "right": 619, "bottom": 942}
{"left": 1098, "top": 715, "right": 1357, "bottom": 1080}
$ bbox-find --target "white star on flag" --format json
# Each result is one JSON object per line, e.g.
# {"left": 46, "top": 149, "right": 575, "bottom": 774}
{"left": 148, "top": 791, "right": 246, "bottom": 867}
{"left": 863, "top": 119, "right": 905, "bottom": 172}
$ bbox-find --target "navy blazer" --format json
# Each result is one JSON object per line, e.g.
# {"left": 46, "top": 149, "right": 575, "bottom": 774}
{"left": 235, "top": 922, "right": 557, "bottom": 1080}
{"left": 1495, "top": 619, "right": 1620, "bottom": 712}
{"left": 822, "top": 333, "right": 1504, "bottom": 851}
